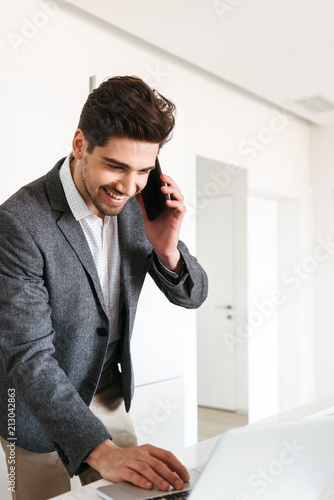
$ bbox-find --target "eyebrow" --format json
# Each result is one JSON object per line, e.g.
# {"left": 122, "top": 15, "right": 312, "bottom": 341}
{"left": 102, "top": 156, "right": 156, "bottom": 171}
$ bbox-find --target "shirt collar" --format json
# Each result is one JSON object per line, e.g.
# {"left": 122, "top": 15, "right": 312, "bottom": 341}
{"left": 59, "top": 153, "right": 101, "bottom": 222}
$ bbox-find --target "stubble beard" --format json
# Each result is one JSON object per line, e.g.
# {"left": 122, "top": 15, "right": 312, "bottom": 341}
{"left": 81, "top": 156, "right": 128, "bottom": 217}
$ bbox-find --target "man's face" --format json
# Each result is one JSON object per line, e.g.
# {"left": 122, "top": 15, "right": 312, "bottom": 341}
{"left": 73, "top": 136, "right": 159, "bottom": 217}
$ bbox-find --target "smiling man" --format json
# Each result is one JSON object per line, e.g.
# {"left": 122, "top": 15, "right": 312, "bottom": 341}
{"left": 73, "top": 135, "right": 157, "bottom": 217}
{"left": 0, "top": 76, "right": 208, "bottom": 500}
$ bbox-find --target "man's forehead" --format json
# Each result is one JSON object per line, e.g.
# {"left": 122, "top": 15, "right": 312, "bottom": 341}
{"left": 101, "top": 136, "right": 159, "bottom": 149}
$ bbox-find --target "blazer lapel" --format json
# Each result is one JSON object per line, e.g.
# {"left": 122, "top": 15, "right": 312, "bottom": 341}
{"left": 117, "top": 201, "right": 135, "bottom": 325}
{"left": 44, "top": 160, "right": 108, "bottom": 317}
{"left": 117, "top": 197, "right": 149, "bottom": 324}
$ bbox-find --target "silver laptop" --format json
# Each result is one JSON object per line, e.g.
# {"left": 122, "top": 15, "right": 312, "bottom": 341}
{"left": 97, "top": 415, "right": 334, "bottom": 500}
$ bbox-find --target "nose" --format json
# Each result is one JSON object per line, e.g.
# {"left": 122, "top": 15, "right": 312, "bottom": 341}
{"left": 115, "top": 173, "right": 138, "bottom": 197}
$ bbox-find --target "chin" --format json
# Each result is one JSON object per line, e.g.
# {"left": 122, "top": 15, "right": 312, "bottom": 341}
{"left": 104, "top": 203, "right": 128, "bottom": 217}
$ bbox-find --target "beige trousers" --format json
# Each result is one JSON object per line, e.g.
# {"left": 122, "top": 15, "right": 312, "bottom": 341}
{"left": 0, "top": 365, "right": 137, "bottom": 500}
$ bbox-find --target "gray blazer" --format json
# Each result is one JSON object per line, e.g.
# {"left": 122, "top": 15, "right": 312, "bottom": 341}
{"left": 0, "top": 158, "right": 208, "bottom": 476}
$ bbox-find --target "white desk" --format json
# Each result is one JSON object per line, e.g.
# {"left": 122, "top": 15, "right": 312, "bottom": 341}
{"left": 49, "top": 395, "right": 334, "bottom": 500}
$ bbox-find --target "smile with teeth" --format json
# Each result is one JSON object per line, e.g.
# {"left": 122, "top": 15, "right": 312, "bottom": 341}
{"left": 104, "top": 188, "right": 127, "bottom": 201}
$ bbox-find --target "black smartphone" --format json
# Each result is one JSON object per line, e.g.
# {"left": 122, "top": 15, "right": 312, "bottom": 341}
{"left": 141, "top": 156, "right": 170, "bottom": 221}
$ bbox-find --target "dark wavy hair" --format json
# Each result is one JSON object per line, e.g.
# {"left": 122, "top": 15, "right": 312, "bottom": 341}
{"left": 78, "top": 76, "right": 176, "bottom": 153}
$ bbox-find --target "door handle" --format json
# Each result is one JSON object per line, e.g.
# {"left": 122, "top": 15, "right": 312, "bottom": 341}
{"left": 215, "top": 305, "right": 232, "bottom": 309}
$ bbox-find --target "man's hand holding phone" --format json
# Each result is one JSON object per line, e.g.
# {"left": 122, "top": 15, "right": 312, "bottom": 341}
{"left": 136, "top": 158, "right": 185, "bottom": 275}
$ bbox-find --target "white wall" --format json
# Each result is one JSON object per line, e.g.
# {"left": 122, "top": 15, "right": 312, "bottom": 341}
{"left": 310, "top": 125, "right": 334, "bottom": 399}
{"left": 248, "top": 196, "right": 280, "bottom": 422}
{"left": 0, "top": 1, "right": 316, "bottom": 496}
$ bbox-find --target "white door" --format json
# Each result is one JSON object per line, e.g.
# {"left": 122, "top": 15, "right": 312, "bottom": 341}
{"left": 197, "top": 195, "right": 236, "bottom": 410}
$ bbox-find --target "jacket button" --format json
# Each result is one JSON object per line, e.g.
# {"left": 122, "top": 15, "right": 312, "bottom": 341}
{"left": 96, "top": 327, "right": 108, "bottom": 337}
{"left": 88, "top": 379, "right": 96, "bottom": 390}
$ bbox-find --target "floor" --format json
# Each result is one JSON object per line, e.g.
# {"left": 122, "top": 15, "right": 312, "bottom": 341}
{"left": 198, "top": 406, "right": 248, "bottom": 442}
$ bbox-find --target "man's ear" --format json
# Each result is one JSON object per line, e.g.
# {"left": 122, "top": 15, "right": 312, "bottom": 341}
{"left": 72, "top": 129, "right": 87, "bottom": 160}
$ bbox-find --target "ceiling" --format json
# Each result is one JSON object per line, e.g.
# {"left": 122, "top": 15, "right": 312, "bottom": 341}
{"left": 67, "top": 0, "right": 334, "bottom": 125}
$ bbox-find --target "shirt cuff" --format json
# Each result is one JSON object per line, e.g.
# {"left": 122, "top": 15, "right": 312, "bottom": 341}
{"left": 157, "top": 259, "right": 180, "bottom": 279}
{"left": 153, "top": 253, "right": 185, "bottom": 283}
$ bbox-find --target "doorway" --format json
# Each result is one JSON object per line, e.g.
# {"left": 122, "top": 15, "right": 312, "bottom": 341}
{"left": 196, "top": 156, "right": 248, "bottom": 412}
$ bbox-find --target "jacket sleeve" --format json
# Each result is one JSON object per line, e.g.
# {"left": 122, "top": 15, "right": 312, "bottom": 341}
{"left": 0, "top": 209, "right": 110, "bottom": 477}
{"left": 147, "top": 240, "right": 208, "bottom": 309}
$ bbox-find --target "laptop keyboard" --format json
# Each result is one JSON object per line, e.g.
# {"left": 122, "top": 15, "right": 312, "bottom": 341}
{"left": 150, "top": 491, "right": 190, "bottom": 499}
